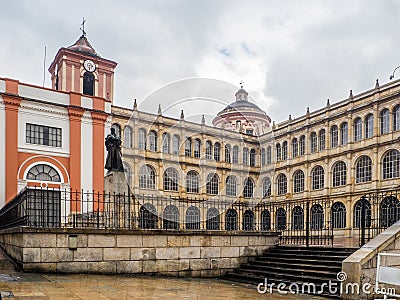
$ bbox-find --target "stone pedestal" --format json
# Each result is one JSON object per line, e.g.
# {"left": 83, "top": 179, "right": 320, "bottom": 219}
{"left": 104, "top": 171, "right": 131, "bottom": 228}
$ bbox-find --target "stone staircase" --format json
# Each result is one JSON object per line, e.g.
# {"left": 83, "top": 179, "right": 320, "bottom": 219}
{"left": 222, "top": 246, "right": 356, "bottom": 299}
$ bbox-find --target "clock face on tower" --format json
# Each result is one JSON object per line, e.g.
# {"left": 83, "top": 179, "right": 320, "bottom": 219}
{"left": 83, "top": 59, "right": 96, "bottom": 72}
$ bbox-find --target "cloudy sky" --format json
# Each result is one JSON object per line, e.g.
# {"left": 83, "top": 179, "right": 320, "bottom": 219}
{"left": 1, "top": 0, "right": 400, "bottom": 124}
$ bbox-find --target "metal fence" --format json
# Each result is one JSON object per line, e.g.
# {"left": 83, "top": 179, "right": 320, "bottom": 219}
{"left": 1, "top": 187, "right": 399, "bottom": 247}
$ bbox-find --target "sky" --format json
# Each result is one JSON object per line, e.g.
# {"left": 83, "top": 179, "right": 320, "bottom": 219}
{"left": 1, "top": 0, "right": 400, "bottom": 124}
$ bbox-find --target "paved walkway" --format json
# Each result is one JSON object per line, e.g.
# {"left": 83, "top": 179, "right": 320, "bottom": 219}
{"left": 0, "top": 249, "right": 325, "bottom": 300}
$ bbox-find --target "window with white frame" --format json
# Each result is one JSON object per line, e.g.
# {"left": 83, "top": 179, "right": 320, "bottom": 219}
{"left": 292, "top": 138, "right": 298, "bottom": 158}
{"left": 206, "top": 173, "right": 219, "bottom": 195}
{"left": 332, "top": 161, "right": 347, "bottom": 187}
{"left": 123, "top": 126, "right": 133, "bottom": 148}
{"left": 365, "top": 114, "right": 374, "bottom": 139}
{"left": 293, "top": 170, "right": 305, "bottom": 193}
{"left": 319, "top": 129, "right": 326, "bottom": 151}
{"left": 243, "top": 147, "right": 249, "bottom": 166}
{"left": 312, "top": 166, "right": 324, "bottom": 190}
{"left": 138, "top": 128, "right": 147, "bottom": 150}
{"left": 214, "top": 142, "right": 221, "bottom": 161}
{"left": 354, "top": 117, "right": 362, "bottom": 142}
{"left": 172, "top": 135, "right": 180, "bottom": 155}
{"left": 26, "top": 123, "right": 62, "bottom": 147}
{"left": 356, "top": 155, "right": 372, "bottom": 183}
{"left": 139, "top": 165, "right": 155, "bottom": 189}
{"left": 282, "top": 141, "right": 288, "bottom": 160}
{"left": 205, "top": 141, "right": 212, "bottom": 159}
{"left": 277, "top": 174, "right": 287, "bottom": 195}
{"left": 186, "top": 170, "right": 199, "bottom": 193}
{"left": 163, "top": 168, "right": 178, "bottom": 191}
{"left": 394, "top": 106, "right": 400, "bottom": 131}
{"left": 340, "top": 122, "right": 348, "bottom": 146}
{"left": 162, "top": 132, "right": 170, "bottom": 153}
{"left": 262, "top": 177, "right": 271, "bottom": 197}
{"left": 299, "top": 136, "right": 305, "bottom": 156}
{"left": 225, "top": 144, "right": 231, "bottom": 163}
{"left": 194, "top": 138, "right": 201, "bottom": 158}
{"left": 331, "top": 125, "right": 338, "bottom": 148}
{"left": 243, "top": 178, "right": 254, "bottom": 198}
{"left": 382, "top": 149, "right": 400, "bottom": 180}
{"left": 380, "top": 109, "right": 390, "bottom": 135}
{"left": 149, "top": 130, "right": 157, "bottom": 151}
{"left": 232, "top": 146, "right": 239, "bottom": 164}
{"left": 226, "top": 175, "right": 237, "bottom": 196}
{"left": 185, "top": 138, "right": 192, "bottom": 157}
{"left": 310, "top": 132, "right": 317, "bottom": 153}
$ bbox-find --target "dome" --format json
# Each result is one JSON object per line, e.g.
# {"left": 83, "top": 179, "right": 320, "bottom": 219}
{"left": 67, "top": 35, "right": 99, "bottom": 57}
{"left": 212, "top": 87, "right": 271, "bottom": 135}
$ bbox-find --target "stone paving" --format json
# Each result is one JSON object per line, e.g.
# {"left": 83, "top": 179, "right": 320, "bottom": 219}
{"left": 0, "top": 249, "right": 325, "bottom": 300}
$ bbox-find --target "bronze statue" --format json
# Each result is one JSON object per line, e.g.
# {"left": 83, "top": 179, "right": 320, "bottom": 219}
{"left": 105, "top": 127, "right": 124, "bottom": 172}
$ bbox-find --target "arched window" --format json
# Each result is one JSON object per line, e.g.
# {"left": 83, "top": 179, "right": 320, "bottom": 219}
{"left": 319, "top": 129, "right": 326, "bottom": 151}
{"left": 139, "top": 203, "right": 157, "bottom": 229}
{"left": 194, "top": 138, "right": 201, "bottom": 158}
{"left": 83, "top": 71, "right": 94, "bottom": 96}
{"left": 243, "top": 210, "right": 254, "bottom": 230}
{"left": 123, "top": 162, "right": 132, "bottom": 185}
{"left": 311, "top": 204, "right": 324, "bottom": 230}
{"left": 232, "top": 146, "right": 239, "bottom": 164}
{"left": 186, "top": 170, "right": 199, "bottom": 193}
{"left": 266, "top": 146, "right": 272, "bottom": 164}
{"left": 185, "top": 137, "right": 192, "bottom": 157}
{"left": 205, "top": 141, "right": 212, "bottom": 159}
{"left": 112, "top": 123, "right": 121, "bottom": 138}
{"left": 356, "top": 155, "right": 372, "bottom": 183}
{"left": 282, "top": 142, "right": 288, "bottom": 160}
{"left": 276, "top": 208, "right": 287, "bottom": 230}
{"left": 206, "top": 173, "right": 219, "bottom": 195}
{"left": 262, "top": 177, "right": 271, "bottom": 197}
{"left": 331, "top": 202, "right": 346, "bottom": 229}
{"left": 206, "top": 208, "right": 220, "bottom": 230}
{"left": 277, "top": 174, "right": 287, "bottom": 195}
{"left": 163, "top": 205, "right": 179, "bottom": 229}
{"left": 172, "top": 134, "right": 180, "bottom": 155}
{"left": 186, "top": 206, "right": 200, "bottom": 230}
{"left": 365, "top": 114, "right": 374, "bottom": 139}
{"left": 225, "top": 144, "right": 231, "bottom": 163}
{"left": 261, "top": 148, "right": 266, "bottom": 166}
{"left": 26, "top": 164, "right": 61, "bottom": 182}
{"left": 163, "top": 168, "right": 178, "bottom": 191}
{"left": 292, "top": 138, "right": 298, "bottom": 158}
{"left": 394, "top": 105, "right": 400, "bottom": 131}
{"left": 214, "top": 142, "right": 221, "bottom": 161}
{"left": 312, "top": 166, "right": 324, "bottom": 190}
{"left": 332, "top": 161, "right": 347, "bottom": 187}
{"left": 149, "top": 130, "right": 157, "bottom": 151}
{"left": 225, "top": 209, "right": 238, "bottom": 230}
{"left": 261, "top": 210, "right": 271, "bottom": 230}
{"left": 354, "top": 199, "right": 372, "bottom": 228}
{"left": 382, "top": 150, "right": 400, "bottom": 179}
{"left": 138, "top": 128, "right": 147, "bottom": 150}
{"left": 276, "top": 144, "right": 281, "bottom": 161}
{"left": 226, "top": 176, "right": 237, "bottom": 197}
{"left": 243, "top": 178, "right": 254, "bottom": 198}
{"left": 331, "top": 125, "right": 338, "bottom": 148}
{"left": 380, "top": 109, "right": 390, "bottom": 135}
{"left": 299, "top": 135, "right": 306, "bottom": 156}
{"left": 293, "top": 170, "right": 305, "bottom": 193}
{"left": 123, "top": 126, "right": 133, "bottom": 147}
{"left": 292, "top": 206, "right": 304, "bottom": 230}
{"left": 310, "top": 132, "right": 317, "bottom": 153}
{"left": 250, "top": 149, "right": 256, "bottom": 166}
{"left": 380, "top": 196, "right": 400, "bottom": 227}
{"left": 243, "top": 147, "right": 249, "bottom": 166}
{"left": 340, "top": 122, "right": 348, "bottom": 146}
{"left": 354, "top": 117, "right": 362, "bottom": 142}
{"left": 162, "top": 133, "right": 170, "bottom": 154}
{"left": 139, "top": 165, "right": 155, "bottom": 189}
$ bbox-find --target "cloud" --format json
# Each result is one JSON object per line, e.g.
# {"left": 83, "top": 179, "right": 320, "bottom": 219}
{"left": 1, "top": 0, "right": 400, "bottom": 124}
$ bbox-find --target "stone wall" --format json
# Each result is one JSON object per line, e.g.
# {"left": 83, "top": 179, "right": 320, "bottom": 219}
{"left": 0, "top": 227, "right": 278, "bottom": 277}
{"left": 342, "top": 221, "right": 400, "bottom": 300}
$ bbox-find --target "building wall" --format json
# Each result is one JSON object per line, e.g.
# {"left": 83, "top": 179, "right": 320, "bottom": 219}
{"left": 111, "top": 80, "right": 400, "bottom": 240}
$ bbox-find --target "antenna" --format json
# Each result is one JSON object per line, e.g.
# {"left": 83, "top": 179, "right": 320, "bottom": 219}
{"left": 42, "top": 46, "right": 47, "bottom": 87}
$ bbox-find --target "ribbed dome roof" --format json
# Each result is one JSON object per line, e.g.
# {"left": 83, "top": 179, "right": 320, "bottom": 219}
{"left": 68, "top": 35, "right": 99, "bottom": 57}
{"left": 218, "top": 100, "right": 266, "bottom": 116}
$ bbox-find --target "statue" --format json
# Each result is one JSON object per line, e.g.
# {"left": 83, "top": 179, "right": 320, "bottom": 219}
{"left": 105, "top": 127, "right": 124, "bottom": 172}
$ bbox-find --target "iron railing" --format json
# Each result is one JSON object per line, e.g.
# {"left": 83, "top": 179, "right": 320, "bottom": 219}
{"left": 1, "top": 187, "right": 399, "bottom": 247}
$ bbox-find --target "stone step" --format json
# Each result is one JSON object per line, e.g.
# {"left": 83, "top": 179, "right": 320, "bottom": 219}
{"left": 246, "top": 261, "right": 341, "bottom": 274}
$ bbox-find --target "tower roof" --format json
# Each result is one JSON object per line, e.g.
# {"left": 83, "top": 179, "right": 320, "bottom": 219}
{"left": 67, "top": 35, "right": 99, "bottom": 57}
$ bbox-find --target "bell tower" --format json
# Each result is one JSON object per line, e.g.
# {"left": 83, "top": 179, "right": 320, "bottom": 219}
{"left": 48, "top": 21, "right": 117, "bottom": 102}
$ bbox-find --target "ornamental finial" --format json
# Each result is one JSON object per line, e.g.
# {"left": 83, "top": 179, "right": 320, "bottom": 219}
{"left": 80, "top": 17, "right": 86, "bottom": 37}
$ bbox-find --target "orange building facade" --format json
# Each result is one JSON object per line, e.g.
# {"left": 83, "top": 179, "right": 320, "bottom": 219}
{"left": 0, "top": 34, "right": 117, "bottom": 208}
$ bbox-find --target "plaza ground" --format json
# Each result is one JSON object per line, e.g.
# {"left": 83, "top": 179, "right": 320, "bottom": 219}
{"left": 0, "top": 249, "right": 325, "bottom": 300}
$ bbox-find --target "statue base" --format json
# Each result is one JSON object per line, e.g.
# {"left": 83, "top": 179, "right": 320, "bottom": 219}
{"left": 104, "top": 171, "right": 129, "bottom": 195}
{"left": 104, "top": 171, "right": 131, "bottom": 228}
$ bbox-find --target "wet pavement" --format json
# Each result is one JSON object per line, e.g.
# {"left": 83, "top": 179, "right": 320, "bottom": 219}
{"left": 0, "top": 249, "right": 326, "bottom": 300}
